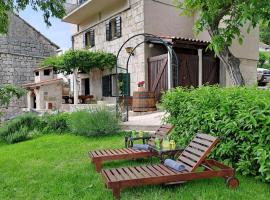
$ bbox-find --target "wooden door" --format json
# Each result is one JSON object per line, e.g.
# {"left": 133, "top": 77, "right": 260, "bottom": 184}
{"left": 148, "top": 54, "right": 168, "bottom": 101}
{"left": 203, "top": 56, "right": 220, "bottom": 85}
{"left": 178, "top": 54, "right": 199, "bottom": 87}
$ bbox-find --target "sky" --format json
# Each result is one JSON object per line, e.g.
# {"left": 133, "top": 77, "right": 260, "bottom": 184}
{"left": 19, "top": 7, "right": 72, "bottom": 50}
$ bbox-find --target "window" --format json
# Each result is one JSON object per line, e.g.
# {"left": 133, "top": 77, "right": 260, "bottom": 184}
{"left": 106, "top": 16, "right": 122, "bottom": 41}
{"left": 35, "top": 71, "right": 39, "bottom": 76}
{"left": 84, "top": 29, "right": 95, "bottom": 48}
{"left": 44, "top": 69, "right": 50, "bottom": 76}
{"left": 102, "top": 73, "right": 130, "bottom": 97}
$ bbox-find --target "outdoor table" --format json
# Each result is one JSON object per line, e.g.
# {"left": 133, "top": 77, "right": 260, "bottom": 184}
{"left": 124, "top": 135, "right": 151, "bottom": 148}
{"left": 148, "top": 145, "right": 184, "bottom": 162}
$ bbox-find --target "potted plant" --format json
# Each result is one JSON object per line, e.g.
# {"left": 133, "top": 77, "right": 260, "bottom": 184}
{"left": 137, "top": 81, "right": 145, "bottom": 91}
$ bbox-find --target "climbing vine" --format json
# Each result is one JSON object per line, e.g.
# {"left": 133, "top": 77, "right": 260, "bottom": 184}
{"left": 41, "top": 50, "right": 117, "bottom": 74}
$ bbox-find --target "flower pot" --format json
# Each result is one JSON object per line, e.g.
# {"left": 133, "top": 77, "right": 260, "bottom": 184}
{"left": 137, "top": 87, "right": 145, "bottom": 91}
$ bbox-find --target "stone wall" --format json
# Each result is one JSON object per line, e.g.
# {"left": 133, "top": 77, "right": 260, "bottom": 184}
{"left": 73, "top": 0, "right": 145, "bottom": 100}
{"left": 0, "top": 14, "right": 59, "bottom": 120}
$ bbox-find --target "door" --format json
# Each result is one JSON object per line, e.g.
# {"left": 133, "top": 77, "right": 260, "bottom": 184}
{"left": 203, "top": 56, "right": 220, "bottom": 85}
{"left": 84, "top": 78, "right": 90, "bottom": 95}
{"left": 148, "top": 54, "right": 168, "bottom": 101}
{"left": 178, "top": 54, "right": 199, "bottom": 87}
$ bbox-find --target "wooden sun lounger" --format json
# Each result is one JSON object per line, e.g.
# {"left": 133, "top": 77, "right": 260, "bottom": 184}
{"left": 89, "top": 125, "right": 174, "bottom": 172}
{"left": 101, "top": 133, "right": 239, "bottom": 199}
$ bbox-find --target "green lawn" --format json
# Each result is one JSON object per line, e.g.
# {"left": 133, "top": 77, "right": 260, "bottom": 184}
{"left": 0, "top": 134, "right": 269, "bottom": 200}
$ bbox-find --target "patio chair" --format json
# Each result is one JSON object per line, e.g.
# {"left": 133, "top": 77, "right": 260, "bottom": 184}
{"left": 101, "top": 133, "right": 239, "bottom": 199}
{"left": 89, "top": 125, "right": 174, "bottom": 172}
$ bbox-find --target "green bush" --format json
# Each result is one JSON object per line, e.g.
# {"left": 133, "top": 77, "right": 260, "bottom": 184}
{"left": 161, "top": 86, "right": 270, "bottom": 182}
{"left": 4, "top": 127, "right": 29, "bottom": 144}
{"left": 42, "top": 112, "right": 70, "bottom": 134}
{"left": 69, "top": 109, "right": 120, "bottom": 136}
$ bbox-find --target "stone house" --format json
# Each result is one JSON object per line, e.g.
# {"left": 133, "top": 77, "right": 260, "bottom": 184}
{"left": 0, "top": 13, "right": 59, "bottom": 120}
{"left": 63, "top": 0, "right": 259, "bottom": 103}
{"left": 23, "top": 67, "right": 63, "bottom": 111}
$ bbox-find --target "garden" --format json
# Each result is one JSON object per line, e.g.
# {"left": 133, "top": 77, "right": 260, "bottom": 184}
{"left": 0, "top": 86, "right": 270, "bottom": 199}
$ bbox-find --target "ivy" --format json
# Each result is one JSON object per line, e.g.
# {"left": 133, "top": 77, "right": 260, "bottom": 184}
{"left": 41, "top": 50, "right": 117, "bottom": 74}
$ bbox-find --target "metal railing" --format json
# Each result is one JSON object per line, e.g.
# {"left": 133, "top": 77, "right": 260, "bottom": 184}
{"left": 64, "top": 0, "right": 88, "bottom": 14}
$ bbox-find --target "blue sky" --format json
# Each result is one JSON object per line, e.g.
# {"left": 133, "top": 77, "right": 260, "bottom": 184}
{"left": 19, "top": 7, "right": 72, "bottom": 49}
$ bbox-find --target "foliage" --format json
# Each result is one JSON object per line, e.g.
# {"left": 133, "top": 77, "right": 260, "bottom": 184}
{"left": 0, "top": 84, "right": 26, "bottom": 108}
{"left": 162, "top": 86, "right": 270, "bottom": 182}
{"left": 0, "top": 0, "right": 66, "bottom": 34}
{"left": 42, "top": 112, "right": 70, "bottom": 134}
{"left": 260, "top": 21, "right": 270, "bottom": 46}
{"left": 176, "top": 1, "right": 270, "bottom": 53}
{"left": 41, "top": 50, "right": 117, "bottom": 74}
{"left": 0, "top": 113, "right": 40, "bottom": 144}
{"left": 69, "top": 108, "right": 120, "bottom": 136}
{"left": 258, "top": 52, "right": 270, "bottom": 69}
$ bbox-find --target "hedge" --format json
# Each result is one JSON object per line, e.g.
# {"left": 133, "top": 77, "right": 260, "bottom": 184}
{"left": 161, "top": 86, "right": 270, "bottom": 182}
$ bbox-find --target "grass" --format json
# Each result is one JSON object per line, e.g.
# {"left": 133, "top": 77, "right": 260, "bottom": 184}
{"left": 0, "top": 134, "right": 269, "bottom": 200}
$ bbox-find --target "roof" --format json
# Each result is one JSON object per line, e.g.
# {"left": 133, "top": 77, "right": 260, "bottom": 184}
{"left": 15, "top": 13, "right": 60, "bottom": 49}
{"left": 23, "top": 78, "right": 63, "bottom": 89}
{"left": 159, "top": 36, "right": 210, "bottom": 46}
{"left": 33, "top": 66, "right": 54, "bottom": 72}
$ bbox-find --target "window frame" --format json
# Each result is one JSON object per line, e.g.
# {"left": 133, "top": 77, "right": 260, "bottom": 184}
{"left": 106, "top": 16, "right": 122, "bottom": 41}
{"left": 84, "top": 29, "right": 95, "bottom": 48}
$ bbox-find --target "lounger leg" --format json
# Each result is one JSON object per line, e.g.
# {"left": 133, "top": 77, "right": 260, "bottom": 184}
{"left": 112, "top": 185, "right": 121, "bottom": 200}
{"left": 94, "top": 159, "right": 102, "bottom": 172}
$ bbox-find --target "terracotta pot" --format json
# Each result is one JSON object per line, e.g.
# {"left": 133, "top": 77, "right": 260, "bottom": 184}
{"left": 137, "top": 87, "right": 145, "bottom": 91}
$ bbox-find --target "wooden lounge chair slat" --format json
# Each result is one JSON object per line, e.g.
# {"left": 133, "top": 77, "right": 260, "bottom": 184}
{"left": 99, "top": 150, "right": 108, "bottom": 156}
{"left": 105, "top": 169, "right": 117, "bottom": 182}
{"left": 193, "top": 137, "right": 212, "bottom": 147}
{"left": 114, "top": 149, "right": 124, "bottom": 155}
{"left": 95, "top": 150, "right": 103, "bottom": 157}
{"left": 197, "top": 133, "right": 217, "bottom": 142}
{"left": 111, "top": 169, "right": 124, "bottom": 181}
{"left": 116, "top": 168, "right": 130, "bottom": 180}
{"left": 152, "top": 165, "right": 171, "bottom": 176}
{"left": 189, "top": 142, "right": 208, "bottom": 151}
{"left": 91, "top": 151, "right": 98, "bottom": 157}
{"left": 134, "top": 166, "right": 152, "bottom": 178}
{"left": 157, "top": 164, "right": 178, "bottom": 175}
{"left": 178, "top": 156, "right": 197, "bottom": 168}
{"left": 117, "top": 149, "right": 127, "bottom": 154}
{"left": 128, "top": 167, "right": 145, "bottom": 179}
{"left": 185, "top": 146, "right": 205, "bottom": 157}
{"left": 175, "top": 160, "right": 193, "bottom": 171}
{"left": 123, "top": 167, "right": 139, "bottom": 179}
{"left": 182, "top": 151, "right": 201, "bottom": 162}
{"left": 147, "top": 165, "right": 163, "bottom": 176}
{"left": 140, "top": 166, "right": 157, "bottom": 177}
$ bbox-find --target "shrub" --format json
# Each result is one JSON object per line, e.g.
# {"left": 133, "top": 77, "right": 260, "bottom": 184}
{"left": 42, "top": 112, "right": 70, "bottom": 134}
{"left": 4, "top": 127, "right": 29, "bottom": 144}
{"left": 161, "top": 86, "right": 270, "bottom": 182}
{"left": 0, "top": 113, "right": 41, "bottom": 139}
{"left": 69, "top": 109, "right": 120, "bottom": 136}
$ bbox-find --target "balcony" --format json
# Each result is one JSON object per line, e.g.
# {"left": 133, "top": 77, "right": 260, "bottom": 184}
{"left": 63, "top": 0, "right": 129, "bottom": 25}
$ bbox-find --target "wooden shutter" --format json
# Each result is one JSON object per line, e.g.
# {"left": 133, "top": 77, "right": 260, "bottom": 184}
{"left": 102, "top": 75, "right": 112, "bottom": 97}
{"left": 115, "top": 16, "right": 122, "bottom": 38}
{"left": 90, "top": 29, "right": 95, "bottom": 47}
{"left": 106, "top": 22, "right": 111, "bottom": 41}
{"left": 119, "top": 73, "right": 130, "bottom": 96}
{"left": 83, "top": 32, "right": 86, "bottom": 48}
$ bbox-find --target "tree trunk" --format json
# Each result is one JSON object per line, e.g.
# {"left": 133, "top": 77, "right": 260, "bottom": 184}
{"left": 217, "top": 45, "right": 245, "bottom": 86}
{"left": 73, "top": 68, "right": 79, "bottom": 105}
{"left": 207, "top": 29, "right": 245, "bottom": 86}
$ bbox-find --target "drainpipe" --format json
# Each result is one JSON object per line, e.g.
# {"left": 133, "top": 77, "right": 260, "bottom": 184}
{"left": 198, "top": 49, "right": 203, "bottom": 86}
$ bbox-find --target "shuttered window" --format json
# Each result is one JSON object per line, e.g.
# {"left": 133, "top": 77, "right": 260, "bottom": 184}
{"left": 102, "top": 73, "right": 130, "bottom": 97}
{"left": 102, "top": 75, "right": 112, "bottom": 97}
{"left": 84, "top": 29, "right": 95, "bottom": 48}
{"left": 106, "top": 16, "right": 122, "bottom": 41}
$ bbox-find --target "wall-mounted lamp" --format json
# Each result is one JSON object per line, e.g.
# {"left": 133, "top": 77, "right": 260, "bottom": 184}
{"left": 149, "top": 43, "right": 154, "bottom": 48}
{"left": 125, "top": 47, "right": 135, "bottom": 56}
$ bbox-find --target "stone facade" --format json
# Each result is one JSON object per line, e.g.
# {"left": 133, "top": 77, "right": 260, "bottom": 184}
{"left": 66, "top": 0, "right": 258, "bottom": 101}
{"left": 0, "top": 14, "right": 59, "bottom": 120}
{"left": 72, "top": 0, "right": 145, "bottom": 101}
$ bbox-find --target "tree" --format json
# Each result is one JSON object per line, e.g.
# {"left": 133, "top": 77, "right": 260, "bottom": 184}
{"left": 176, "top": 1, "right": 270, "bottom": 86}
{"left": 0, "top": 0, "right": 66, "bottom": 34}
{"left": 260, "top": 22, "right": 270, "bottom": 46}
